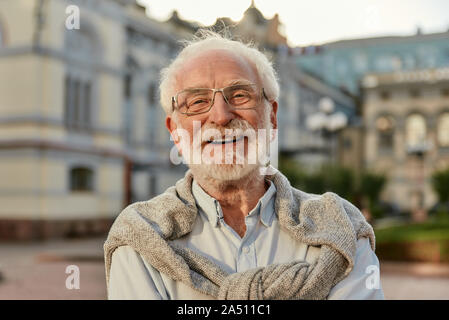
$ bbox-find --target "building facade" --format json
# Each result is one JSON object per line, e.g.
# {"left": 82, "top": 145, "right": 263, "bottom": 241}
{"left": 362, "top": 67, "right": 449, "bottom": 216}
{"left": 294, "top": 30, "right": 449, "bottom": 96}
{"left": 0, "top": 0, "right": 184, "bottom": 239}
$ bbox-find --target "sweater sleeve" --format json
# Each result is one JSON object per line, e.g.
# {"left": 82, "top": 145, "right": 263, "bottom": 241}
{"left": 327, "top": 237, "right": 385, "bottom": 300}
{"left": 108, "top": 245, "right": 169, "bottom": 300}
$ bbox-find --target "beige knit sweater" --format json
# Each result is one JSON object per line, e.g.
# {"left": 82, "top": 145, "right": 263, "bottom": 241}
{"left": 104, "top": 168, "right": 375, "bottom": 300}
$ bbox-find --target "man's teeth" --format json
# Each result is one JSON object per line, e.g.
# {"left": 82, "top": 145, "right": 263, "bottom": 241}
{"left": 208, "top": 136, "right": 244, "bottom": 144}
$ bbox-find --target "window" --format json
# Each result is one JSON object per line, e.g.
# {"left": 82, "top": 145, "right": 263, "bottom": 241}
{"left": 437, "top": 113, "right": 449, "bottom": 147}
{"left": 406, "top": 113, "right": 427, "bottom": 148}
{"left": 410, "top": 88, "right": 420, "bottom": 98}
{"left": 148, "top": 83, "right": 157, "bottom": 107}
{"left": 63, "top": 20, "right": 99, "bottom": 132}
{"left": 376, "top": 115, "right": 395, "bottom": 152}
{"left": 147, "top": 83, "right": 159, "bottom": 146}
{"left": 148, "top": 174, "right": 157, "bottom": 197}
{"left": 69, "top": 167, "right": 94, "bottom": 191}
{"left": 64, "top": 76, "right": 92, "bottom": 130}
{"left": 83, "top": 82, "right": 91, "bottom": 125}
{"left": 379, "top": 90, "right": 390, "bottom": 101}
{"left": 442, "top": 88, "right": 449, "bottom": 97}
{"left": 0, "top": 22, "right": 3, "bottom": 47}
{"left": 124, "top": 74, "right": 132, "bottom": 98}
{"left": 124, "top": 55, "right": 139, "bottom": 99}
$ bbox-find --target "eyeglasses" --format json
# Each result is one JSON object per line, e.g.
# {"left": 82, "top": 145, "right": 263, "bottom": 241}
{"left": 171, "top": 83, "right": 268, "bottom": 116}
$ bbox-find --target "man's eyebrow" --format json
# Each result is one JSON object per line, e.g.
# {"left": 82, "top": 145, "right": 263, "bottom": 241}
{"left": 178, "top": 80, "right": 254, "bottom": 91}
{"left": 226, "top": 79, "right": 254, "bottom": 86}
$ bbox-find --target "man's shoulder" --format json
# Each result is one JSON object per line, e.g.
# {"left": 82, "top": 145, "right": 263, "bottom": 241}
{"left": 117, "top": 185, "right": 180, "bottom": 216}
{"left": 288, "top": 186, "right": 375, "bottom": 249}
{"left": 290, "top": 186, "right": 358, "bottom": 213}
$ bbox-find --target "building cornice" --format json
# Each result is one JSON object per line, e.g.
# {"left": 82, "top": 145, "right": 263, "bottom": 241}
{"left": 0, "top": 45, "right": 125, "bottom": 77}
{"left": 0, "top": 139, "right": 127, "bottom": 159}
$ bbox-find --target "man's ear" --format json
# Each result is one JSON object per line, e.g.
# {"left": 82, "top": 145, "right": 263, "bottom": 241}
{"left": 165, "top": 115, "right": 182, "bottom": 155}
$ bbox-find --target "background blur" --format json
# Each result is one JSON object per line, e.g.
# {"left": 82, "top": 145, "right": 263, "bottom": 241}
{"left": 1, "top": 0, "right": 449, "bottom": 299}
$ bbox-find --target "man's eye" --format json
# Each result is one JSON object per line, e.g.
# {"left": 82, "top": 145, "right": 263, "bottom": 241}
{"left": 190, "top": 99, "right": 207, "bottom": 105}
{"left": 230, "top": 91, "right": 251, "bottom": 101}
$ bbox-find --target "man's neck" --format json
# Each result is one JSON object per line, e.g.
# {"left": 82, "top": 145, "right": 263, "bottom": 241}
{"left": 194, "top": 169, "right": 268, "bottom": 238}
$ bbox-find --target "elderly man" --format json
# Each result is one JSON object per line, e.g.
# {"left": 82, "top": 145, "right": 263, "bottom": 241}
{"left": 104, "top": 30, "right": 384, "bottom": 300}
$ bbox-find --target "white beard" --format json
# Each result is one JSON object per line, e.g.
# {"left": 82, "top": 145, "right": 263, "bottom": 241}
{"left": 178, "top": 107, "right": 272, "bottom": 187}
{"left": 190, "top": 161, "right": 259, "bottom": 183}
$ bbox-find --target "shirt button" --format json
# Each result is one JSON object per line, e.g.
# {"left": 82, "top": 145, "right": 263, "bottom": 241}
{"left": 242, "top": 246, "right": 250, "bottom": 254}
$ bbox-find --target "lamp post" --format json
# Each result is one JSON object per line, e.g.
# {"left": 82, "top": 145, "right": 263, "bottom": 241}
{"left": 306, "top": 97, "right": 348, "bottom": 164}
{"left": 407, "top": 139, "right": 431, "bottom": 222}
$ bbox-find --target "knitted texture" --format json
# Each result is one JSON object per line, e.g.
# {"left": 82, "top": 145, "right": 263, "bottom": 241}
{"left": 104, "top": 168, "right": 375, "bottom": 300}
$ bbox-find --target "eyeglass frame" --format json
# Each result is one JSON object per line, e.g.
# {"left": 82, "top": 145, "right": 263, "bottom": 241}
{"left": 171, "top": 83, "right": 269, "bottom": 116}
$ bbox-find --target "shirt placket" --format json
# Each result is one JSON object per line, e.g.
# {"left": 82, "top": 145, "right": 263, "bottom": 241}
{"left": 236, "top": 212, "right": 258, "bottom": 272}
{"left": 214, "top": 200, "right": 258, "bottom": 272}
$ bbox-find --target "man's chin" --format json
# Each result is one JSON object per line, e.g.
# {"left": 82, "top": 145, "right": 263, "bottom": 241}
{"left": 189, "top": 163, "right": 259, "bottom": 182}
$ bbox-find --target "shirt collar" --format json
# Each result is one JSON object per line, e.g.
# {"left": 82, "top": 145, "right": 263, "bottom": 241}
{"left": 192, "top": 179, "right": 221, "bottom": 227}
{"left": 191, "top": 179, "right": 277, "bottom": 228}
{"left": 259, "top": 180, "right": 277, "bottom": 227}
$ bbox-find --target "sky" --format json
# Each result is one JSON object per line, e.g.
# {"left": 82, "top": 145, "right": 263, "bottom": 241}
{"left": 137, "top": 0, "right": 449, "bottom": 47}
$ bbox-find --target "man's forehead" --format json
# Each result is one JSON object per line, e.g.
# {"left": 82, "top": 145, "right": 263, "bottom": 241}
{"left": 175, "top": 49, "right": 259, "bottom": 89}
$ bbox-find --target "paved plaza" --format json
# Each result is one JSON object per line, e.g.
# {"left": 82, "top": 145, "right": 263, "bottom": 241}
{"left": 0, "top": 237, "right": 448, "bottom": 300}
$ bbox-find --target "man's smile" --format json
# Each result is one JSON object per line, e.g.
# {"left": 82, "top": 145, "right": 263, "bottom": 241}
{"left": 206, "top": 136, "right": 244, "bottom": 145}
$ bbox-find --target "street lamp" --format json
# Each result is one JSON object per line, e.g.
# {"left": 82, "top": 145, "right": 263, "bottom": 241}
{"left": 407, "top": 137, "right": 432, "bottom": 222}
{"left": 306, "top": 97, "right": 348, "bottom": 163}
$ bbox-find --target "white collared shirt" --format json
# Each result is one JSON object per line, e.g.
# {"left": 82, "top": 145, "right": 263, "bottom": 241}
{"left": 108, "top": 179, "right": 385, "bottom": 300}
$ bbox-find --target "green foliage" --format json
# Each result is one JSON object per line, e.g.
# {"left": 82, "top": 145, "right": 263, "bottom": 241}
{"left": 375, "top": 220, "right": 449, "bottom": 243}
{"left": 278, "top": 156, "right": 356, "bottom": 200}
{"left": 431, "top": 168, "right": 449, "bottom": 203}
{"left": 436, "top": 208, "right": 449, "bottom": 222}
{"left": 279, "top": 155, "right": 387, "bottom": 219}
{"left": 359, "top": 171, "right": 386, "bottom": 204}
{"left": 359, "top": 171, "right": 387, "bottom": 219}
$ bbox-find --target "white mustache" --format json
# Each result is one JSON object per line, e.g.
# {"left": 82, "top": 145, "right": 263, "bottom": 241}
{"left": 198, "top": 119, "right": 255, "bottom": 144}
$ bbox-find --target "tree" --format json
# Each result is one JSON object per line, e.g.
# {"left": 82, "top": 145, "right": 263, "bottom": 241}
{"left": 431, "top": 168, "right": 449, "bottom": 203}
{"left": 359, "top": 171, "right": 387, "bottom": 219}
{"left": 431, "top": 167, "right": 449, "bottom": 220}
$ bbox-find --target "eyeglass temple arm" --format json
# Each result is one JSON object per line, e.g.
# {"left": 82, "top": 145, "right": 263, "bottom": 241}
{"left": 262, "top": 88, "right": 269, "bottom": 101}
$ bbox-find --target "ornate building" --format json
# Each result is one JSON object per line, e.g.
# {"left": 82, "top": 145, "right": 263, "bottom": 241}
{"left": 362, "top": 67, "right": 449, "bottom": 217}
{"left": 0, "top": 0, "right": 184, "bottom": 239}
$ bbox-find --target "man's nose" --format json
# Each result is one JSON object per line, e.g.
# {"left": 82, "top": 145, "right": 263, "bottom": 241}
{"left": 207, "top": 91, "right": 235, "bottom": 126}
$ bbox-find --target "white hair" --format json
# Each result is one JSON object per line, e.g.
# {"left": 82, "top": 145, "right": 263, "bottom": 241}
{"left": 159, "top": 29, "right": 280, "bottom": 115}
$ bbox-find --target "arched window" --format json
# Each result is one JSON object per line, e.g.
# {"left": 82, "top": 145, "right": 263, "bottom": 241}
{"left": 63, "top": 21, "right": 100, "bottom": 131}
{"left": 437, "top": 112, "right": 449, "bottom": 147}
{"left": 64, "top": 23, "right": 101, "bottom": 60}
{"left": 406, "top": 113, "right": 427, "bottom": 148}
{"left": 124, "top": 55, "right": 139, "bottom": 99}
{"left": 69, "top": 167, "right": 94, "bottom": 191}
{"left": 123, "top": 55, "right": 140, "bottom": 144}
{"left": 376, "top": 115, "right": 395, "bottom": 152}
